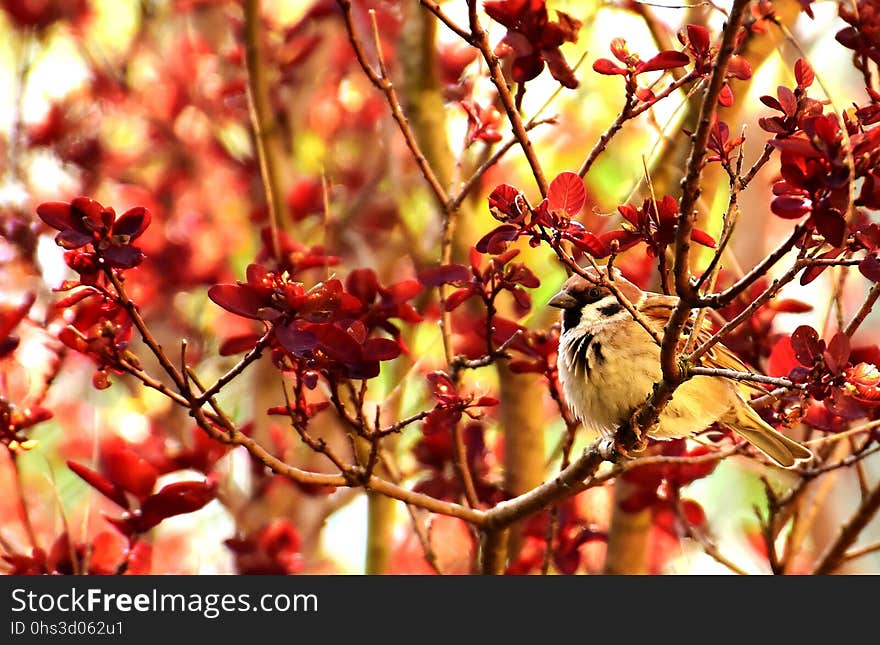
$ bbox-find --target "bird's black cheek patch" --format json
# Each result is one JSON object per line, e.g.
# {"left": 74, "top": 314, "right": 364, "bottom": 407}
{"left": 563, "top": 307, "right": 583, "bottom": 331}
{"left": 597, "top": 302, "right": 623, "bottom": 317}
{"left": 593, "top": 341, "right": 605, "bottom": 364}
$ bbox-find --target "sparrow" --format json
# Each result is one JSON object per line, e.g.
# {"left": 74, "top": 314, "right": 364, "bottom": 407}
{"left": 549, "top": 267, "right": 813, "bottom": 468}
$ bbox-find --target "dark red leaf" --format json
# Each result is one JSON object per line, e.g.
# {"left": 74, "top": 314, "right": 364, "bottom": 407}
{"left": 309, "top": 323, "right": 363, "bottom": 364}
{"left": 547, "top": 171, "right": 586, "bottom": 216}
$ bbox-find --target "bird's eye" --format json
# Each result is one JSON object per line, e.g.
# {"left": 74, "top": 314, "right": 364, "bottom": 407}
{"left": 588, "top": 287, "right": 601, "bottom": 299}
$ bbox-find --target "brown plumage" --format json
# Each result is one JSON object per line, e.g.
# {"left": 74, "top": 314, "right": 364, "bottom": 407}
{"left": 549, "top": 268, "right": 812, "bottom": 468}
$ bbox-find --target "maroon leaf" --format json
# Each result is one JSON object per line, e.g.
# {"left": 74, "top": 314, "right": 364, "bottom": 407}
{"left": 418, "top": 264, "right": 471, "bottom": 287}
{"left": 102, "top": 244, "right": 144, "bottom": 269}
{"left": 362, "top": 337, "right": 401, "bottom": 361}
{"left": 824, "top": 332, "right": 851, "bottom": 373}
{"left": 860, "top": 254, "right": 880, "bottom": 282}
{"left": 541, "top": 47, "right": 578, "bottom": 88}
{"left": 801, "top": 248, "right": 842, "bottom": 285}
{"left": 37, "top": 201, "right": 76, "bottom": 231}
{"left": 209, "top": 284, "right": 277, "bottom": 320}
{"left": 112, "top": 206, "right": 151, "bottom": 241}
{"left": 475, "top": 224, "right": 521, "bottom": 254}
{"left": 791, "top": 326, "right": 822, "bottom": 365}
{"left": 275, "top": 324, "right": 318, "bottom": 356}
{"left": 547, "top": 171, "right": 586, "bottom": 216}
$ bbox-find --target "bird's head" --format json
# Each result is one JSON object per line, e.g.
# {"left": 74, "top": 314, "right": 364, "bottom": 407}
{"left": 548, "top": 267, "right": 643, "bottom": 332}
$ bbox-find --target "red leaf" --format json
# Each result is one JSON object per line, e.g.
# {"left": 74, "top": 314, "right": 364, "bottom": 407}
{"left": 218, "top": 333, "right": 262, "bottom": 355}
{"left": 125, "top": 541, "right": 152, "bottom": 574}
{"left": 769, "top": 299, "right": 813, "bottom": 314}
{"left": 567, "top": 229, "right": 607, "bottom": 256}
{"left": 444, "top": 287, "right": 477, "bottom": 311}
{"left": 794, "top": 58, "right": 814, "bottom": 88}
{"left": 138, "top": 480, "right": 217, "bottom": 531}
{"left": 680, "top": 499, "right": 706, "bottom": 527}
{"left": 362, "top": 337, "right": 401, "bottom": 361}
{"left": 36, "top": 201, "right": 75, "bottom": 231}
{"left": 824, "top": 332, "right": 851, "bottom": 373}
{"left": 771, "top": 195, "right": 812, "bottom": 219}
{"left": 543, "top": 47, "right": 579, "bottom": 89}
{"left": 767, "top": 336, "right": 799, "bottom": 377}
{"left": 547, "top": 171, "right": 586, "bottom": 216}
{"left": 801, "top": 249, "right": 841, "bottom": 285}
{"left": 859, "top": 254, "right": 880, "bottom": 283}
{"left": 685, "top": 24, "right": 710, "bottom": 55}
{"left": 89, "top": 531, "right": 128, "bottom": 575}
{"left": 636, "top": 50, "right": 689, "bottom": 73}
{"left": 717, "top": 83, "right": 734, "bottom": 107}
{"left": 419, "top": 264, "right": 471, "bottom": 286}
{"left": 208, "top": 284, "right": 277, "bottom": 320}
{"left": 100, "top": 447, "right": 158, "bottom": 501}
{"left": 67, "top": 460, "right": 130, "bottom": 509}
{"left": 475, "top": 224, "right": 520, "bottom": 254}
{"left": 592, "top": 58, "right": 626, "bottom": 75}
{"left": 727, "top": 55, "right": 752, "bottom": 80}
{"left": 689, "top": 228, "right": 716, "bottom": 248}
{"left": 309, "top": 323, "right": 363, "bottom": 364}
{"left": 112, "top": 206, "right": 151, "bottom": 241}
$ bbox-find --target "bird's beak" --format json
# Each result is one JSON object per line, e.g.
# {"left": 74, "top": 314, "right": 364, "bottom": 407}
{"left": 548, "top": 290, "right": 578, "bottom": 309}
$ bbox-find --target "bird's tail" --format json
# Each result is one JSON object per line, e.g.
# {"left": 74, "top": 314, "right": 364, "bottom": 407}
{"left": 722, "top": 396, "right": 813, "bottom": 468}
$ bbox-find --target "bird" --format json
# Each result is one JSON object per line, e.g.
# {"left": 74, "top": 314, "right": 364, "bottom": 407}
{"left": 548, "top": 266, "right": 813, "bottom": 468}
